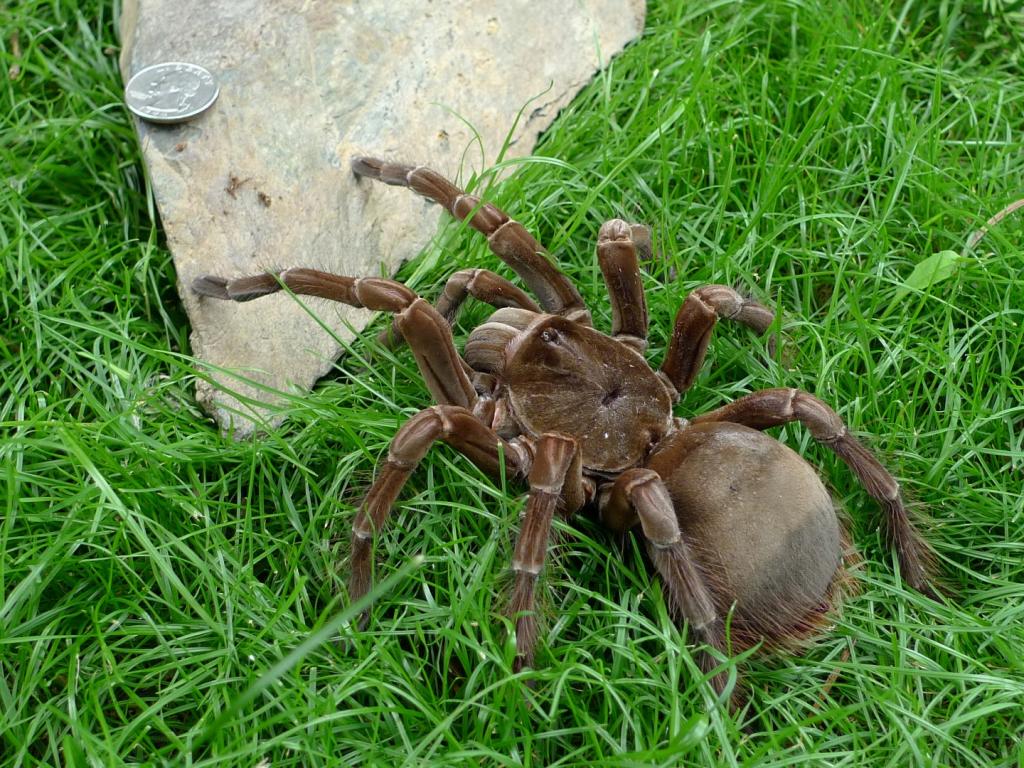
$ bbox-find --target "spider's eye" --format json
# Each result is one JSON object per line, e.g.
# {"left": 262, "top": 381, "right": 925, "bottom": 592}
{"left": 540, "top": 328, "right": 558, "bottom": 344}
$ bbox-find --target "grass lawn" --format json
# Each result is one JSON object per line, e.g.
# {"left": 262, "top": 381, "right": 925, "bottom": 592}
{"left": 3, "top": 0, "right": 1023, "bottom": 765}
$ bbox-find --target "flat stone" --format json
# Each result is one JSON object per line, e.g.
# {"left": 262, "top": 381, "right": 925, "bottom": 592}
{"left": 120, "top": 0, "right": 645, "bottom": 436}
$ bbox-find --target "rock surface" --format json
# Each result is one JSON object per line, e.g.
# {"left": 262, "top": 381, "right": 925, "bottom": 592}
{"left": 120, "top": 0, "right": 645, "bottom": 435}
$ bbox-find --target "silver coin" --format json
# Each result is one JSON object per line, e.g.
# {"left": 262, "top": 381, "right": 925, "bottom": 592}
{"left": 125, "top": 62, "right": 219, "bottom": 125}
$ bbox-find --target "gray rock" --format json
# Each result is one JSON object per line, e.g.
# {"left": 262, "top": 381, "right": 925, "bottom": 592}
{"left": 120, "top": 0, "right": 645, "bottom": 436}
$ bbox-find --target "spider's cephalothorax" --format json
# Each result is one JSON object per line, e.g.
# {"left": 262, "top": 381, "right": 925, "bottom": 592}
{"left": 193, "top": 156, "right": 937, "bottom": 699}
{"left": 470, "top": 311, "right": 674, "bottom": 473}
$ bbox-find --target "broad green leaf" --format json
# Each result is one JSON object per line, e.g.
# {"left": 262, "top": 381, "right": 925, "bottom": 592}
{"left": 895, "top": 250, "right": 964, "bottom": 297}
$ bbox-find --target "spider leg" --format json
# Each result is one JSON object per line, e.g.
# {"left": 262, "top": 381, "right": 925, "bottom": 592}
{"left": 597, "top": 219, "right": 649, "bottom": 353}
{"left": 691, "top": 388, "right": 938, "bottom": 597}
{"left": 601, "top": 469, "right": 730, "bottom": 697}
{"left": 193, "top": 269, "right": 477, "bottom": 410}
{"left": 507, "top": 433, "right": 586, "bottom": 672}
{"left": 349, "top": 405, "right": 530, "bottom": 622}
{"left": 379, "top": 267, "right": 541, "bottom": 348}
{"left": 659, "top": 285, "right": 775, "bottom": 399}
{"left": 351, "top": 156, "right": 590, "bottom": 323}
{"left": 434, "top": 268, "right": 540, "bottom": 320}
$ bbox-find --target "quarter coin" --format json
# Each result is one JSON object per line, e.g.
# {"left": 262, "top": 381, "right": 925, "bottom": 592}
{"left": 124, "top": 62, "right": 220, "bottom": 125}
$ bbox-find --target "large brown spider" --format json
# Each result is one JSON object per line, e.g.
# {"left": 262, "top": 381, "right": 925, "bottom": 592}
{"left": 193, "top": 156, "right": 936, "bottom": 697}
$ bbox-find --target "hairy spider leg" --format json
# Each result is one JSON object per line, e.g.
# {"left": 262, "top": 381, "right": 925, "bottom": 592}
{"left": 659, "top": 285, "right": 776, "bottom": 399}
{"left": 348, "top": 405, "right": 528, "bottom": 622}
{"left": 508, "top": 433, "right": 587, "bottom": 672}
{"left": 350, "top": 410, "right": 589, "bottom": 671}
{"left": 597, "top": 219, "right": 650, "bottom": 353}
{"left": 601, "top": 468, "right": 730, "bottom": 698}
{"left": 378, "top": 267, "right": 541, "bottom": 348}
{"left": 691, "top": 388, "right": 938, "bottom": 597}
{"left": 351, "top": 156, "right": 590, "bottom": 323}
{"left": 193, "top": 269, "right": 477, "bottom": 410}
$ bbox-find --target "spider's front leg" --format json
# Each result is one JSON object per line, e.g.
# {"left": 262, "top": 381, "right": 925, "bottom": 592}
{"left": 349, "top": 412, "right": 589, "bottom": 673}
{"left": 351, "top": 156, "right": 590, "bottom": 324}
{"left": 193, "top": 269, "right": 477, "bottom": 410}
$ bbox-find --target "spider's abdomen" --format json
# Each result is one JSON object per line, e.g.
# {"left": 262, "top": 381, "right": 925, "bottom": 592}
{"left": 646, "top": 421, "right": 841, "bottom": 643}
{"left": 501, "top": 316, "right": 673, "bottom": 473}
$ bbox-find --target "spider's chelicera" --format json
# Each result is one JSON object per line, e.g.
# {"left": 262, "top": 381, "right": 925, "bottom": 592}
{"left": 193, "top": 157, "right": 936, "bottom": 697}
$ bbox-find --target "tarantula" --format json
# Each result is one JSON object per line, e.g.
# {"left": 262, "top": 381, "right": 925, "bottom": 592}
{"left": 193, "top": 156, "right": 936, "bottom": 697}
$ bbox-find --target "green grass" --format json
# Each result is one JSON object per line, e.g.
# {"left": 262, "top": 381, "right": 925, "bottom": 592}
{"left": 3, "top": 0, "right": 1023, "bottom": 765}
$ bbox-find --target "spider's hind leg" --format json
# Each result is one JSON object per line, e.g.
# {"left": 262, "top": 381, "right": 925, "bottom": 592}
{"left": 692, "top": 388, "right": 939, "bottom": 597}
{"left": 600, "top": 468, "right": 731, "bottom": 699}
